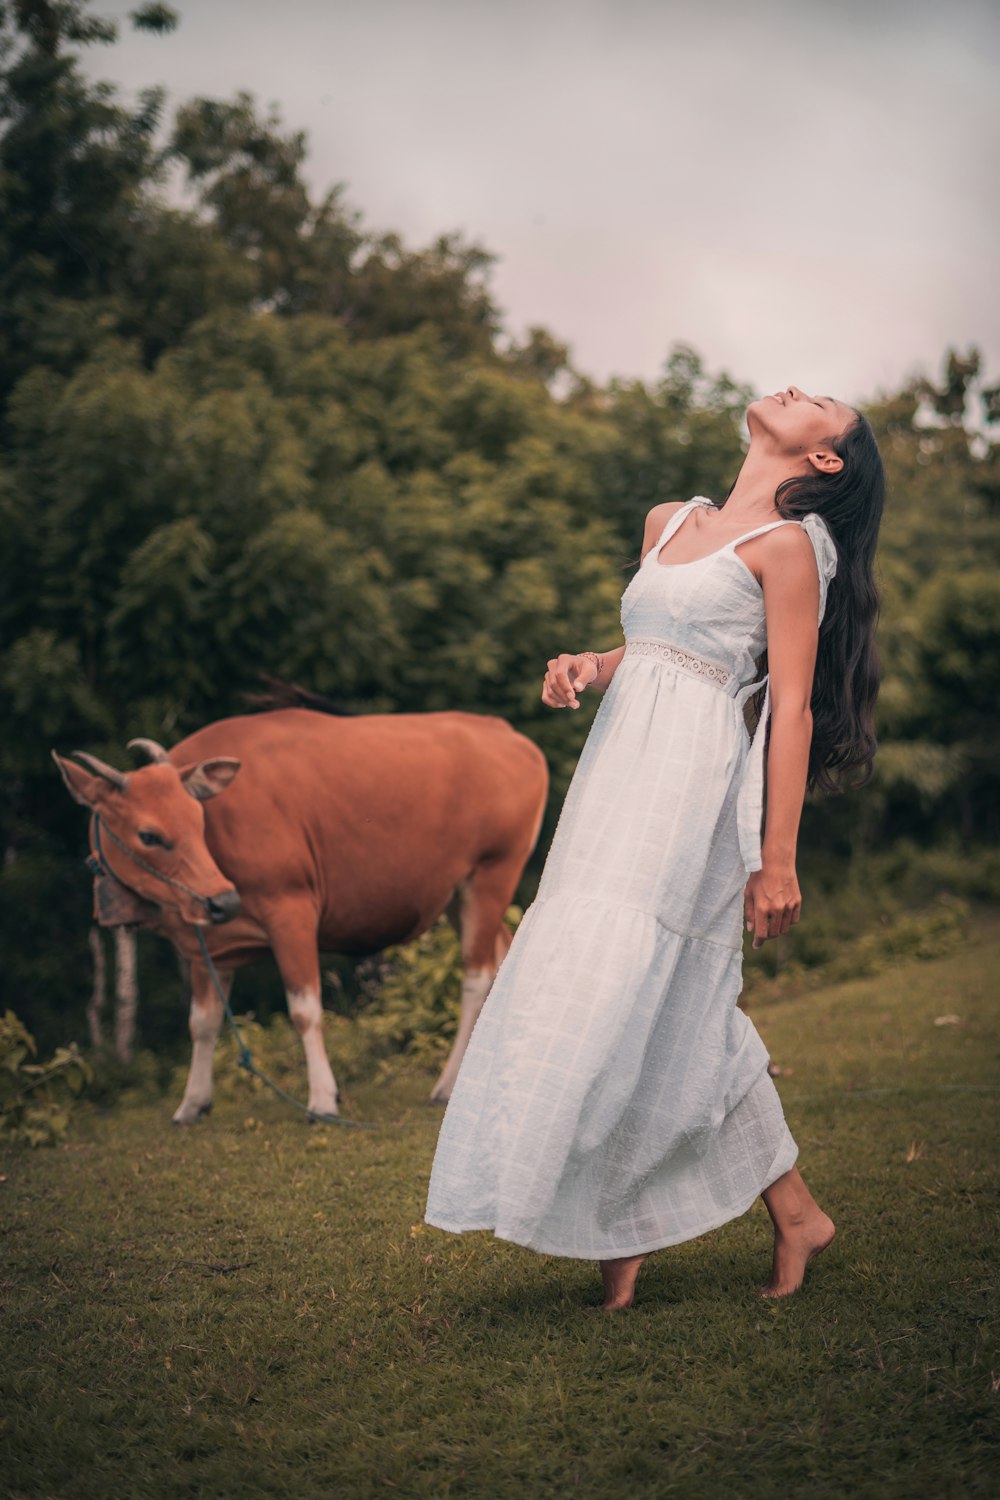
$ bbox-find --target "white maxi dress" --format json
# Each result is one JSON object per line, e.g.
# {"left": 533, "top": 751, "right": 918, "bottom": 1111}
{"left": 424, "top": 498, "right": 839, "bottom": 1259}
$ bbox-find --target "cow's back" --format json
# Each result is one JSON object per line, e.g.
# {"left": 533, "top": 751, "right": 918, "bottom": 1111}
{"left": 170, "top": 709, "right": 547, "bottom": 952}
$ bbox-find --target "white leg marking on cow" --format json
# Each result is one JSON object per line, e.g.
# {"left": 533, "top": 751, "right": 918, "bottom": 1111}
{"left": 287, "top": 987, "right": 339, "bottom": 1118}
{"left": 173, "top": 975, "right": 227, "bottom": 1124}
{"left": 430, "top": 966, "right": 494, "bottom": 1102}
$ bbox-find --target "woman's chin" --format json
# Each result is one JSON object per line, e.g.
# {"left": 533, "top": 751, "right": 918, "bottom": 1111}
{"left": 745, "top": 399, "right": 776, "bottom": 435}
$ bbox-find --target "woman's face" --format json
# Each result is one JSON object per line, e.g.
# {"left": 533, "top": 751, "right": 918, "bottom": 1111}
{"left": 747, "top": 385, "right": 856, "bottom": 453}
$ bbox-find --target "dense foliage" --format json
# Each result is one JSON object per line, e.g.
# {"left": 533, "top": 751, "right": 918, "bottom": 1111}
{"left": 0, "top": 1008, "right": 91, "bottom": 1145}
{"left": 2, "top": 2, "right": 997, "bottom": 1053}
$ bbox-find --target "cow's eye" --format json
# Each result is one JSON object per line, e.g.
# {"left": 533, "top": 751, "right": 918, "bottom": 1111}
{"left": 138, "top": 830, "right": 163, "bottom": 847}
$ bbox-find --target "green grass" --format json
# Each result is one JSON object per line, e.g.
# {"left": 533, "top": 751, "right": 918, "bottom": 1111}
{"left": 2, "top": 924, "right": 998, "bottom": 1500}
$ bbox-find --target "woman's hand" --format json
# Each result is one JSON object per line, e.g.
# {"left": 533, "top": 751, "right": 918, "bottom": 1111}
{"left": 744, "top": 863, "right": 802, "bottom": 950}
{"left": 541, "top": 653, "right": 598, "bottom": 710}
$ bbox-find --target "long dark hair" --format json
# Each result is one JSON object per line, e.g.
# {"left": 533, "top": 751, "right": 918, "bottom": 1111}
{"left": 772, "top": 411, "right": 886, "bottom": 792}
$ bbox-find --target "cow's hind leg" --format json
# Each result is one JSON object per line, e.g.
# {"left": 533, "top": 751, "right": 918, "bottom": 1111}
{"left": 174, "top": 958, "right": 232, "bottom": 1124}
{"left": 266, "top": 903, "right": 339, "bottom": 1120}
{"left": 429, "top": 860, "right": 519, "bottom": 1104}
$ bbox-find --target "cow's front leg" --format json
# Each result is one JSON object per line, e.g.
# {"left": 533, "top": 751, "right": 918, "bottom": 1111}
{"left": 267, "top": 903, "right": 339, "bottom": 1120}
{"left": 173, "top": 958, "right": 231, "bottom": 1124}
{"left": 287, "top": 985, "right": 339, "bottom": 1120}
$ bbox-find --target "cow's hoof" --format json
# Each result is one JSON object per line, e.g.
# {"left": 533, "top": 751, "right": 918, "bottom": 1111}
{"left": 426, "top": 1094, "right": 449, "bottom": 1108}
{"left": 172, "top": 1102, "right": 213, "bottom": 1125}
{"left": 306, "top": 1108, "right": 340, "bottom": 1124}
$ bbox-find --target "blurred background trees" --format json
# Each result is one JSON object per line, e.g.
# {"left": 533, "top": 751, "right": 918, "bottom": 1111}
{"left": 2, "top": 1, "right": 997, "bottom": 1055}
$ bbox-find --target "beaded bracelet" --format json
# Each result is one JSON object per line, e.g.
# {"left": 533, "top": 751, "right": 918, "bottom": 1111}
{"left": 580, "top": 650, "right": 603, "bottom": 683}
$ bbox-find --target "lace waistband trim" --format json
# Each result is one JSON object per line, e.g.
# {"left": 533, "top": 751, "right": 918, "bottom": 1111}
{"left": 624, "top": 637, "right": 738, "bottom": 694}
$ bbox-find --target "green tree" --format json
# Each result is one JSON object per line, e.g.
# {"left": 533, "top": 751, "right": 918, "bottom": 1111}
{"left": 594, "top": 345, "right": 753, "bottom": 548}
{"left": 1, "top": 2, "right": 995, "bottom": 1058}
{"left": 0, "top": 1, "right": 182, "bottom": 398}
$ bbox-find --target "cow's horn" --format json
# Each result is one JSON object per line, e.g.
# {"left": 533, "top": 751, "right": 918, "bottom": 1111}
{"left": 127, "top": 738, "right": 171, "bottom": 765}
{"left": 70, "top": 751, "right": 128, "bottom": 790}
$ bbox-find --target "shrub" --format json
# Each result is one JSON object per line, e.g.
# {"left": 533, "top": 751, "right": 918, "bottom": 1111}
{"left": 0, "top": 1010, "right": 92, "bottom": 1146}
{"left": 744, "top": 893, "right": 969, "bottom": 1003}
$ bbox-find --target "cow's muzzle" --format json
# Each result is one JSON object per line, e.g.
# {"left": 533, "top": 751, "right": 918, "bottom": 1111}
{"left": 205, "top": 889, "right": 241, "bottom": 924}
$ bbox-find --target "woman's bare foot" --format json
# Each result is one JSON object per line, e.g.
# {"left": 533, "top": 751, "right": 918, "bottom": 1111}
{"left": 760, "top": 1211, "right": 836, "bottom": 1297}
{"left": 759, "top": 1165, "right": 836, "bottom": 1298}
{"left": 598, "top": 1253, "right": 648, "bottom": 1310}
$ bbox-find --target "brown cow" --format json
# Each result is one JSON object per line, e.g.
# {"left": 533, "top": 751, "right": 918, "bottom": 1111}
{"left": 54, "top": 707, "right": 547, "bottom": 1122}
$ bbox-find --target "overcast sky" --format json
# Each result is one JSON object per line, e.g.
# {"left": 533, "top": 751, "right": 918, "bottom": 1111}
{"left": 86, "top": 0, "right": 999, "bottom": 406}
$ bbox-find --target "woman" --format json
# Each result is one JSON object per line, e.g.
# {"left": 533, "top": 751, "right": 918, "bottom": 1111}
{"left": 424, "top": 385, "right": 885, "bottom": 1310}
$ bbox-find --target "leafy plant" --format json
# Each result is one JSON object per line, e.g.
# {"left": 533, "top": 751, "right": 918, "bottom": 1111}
{"left": 348, "top": 915, "right": 474, "bottom": 1084}
{"left": 744, "top": 892, "right": 969, "bottom": 1000}
{"left": 0, "top": 1010, "right": 92, "bottom": 1146}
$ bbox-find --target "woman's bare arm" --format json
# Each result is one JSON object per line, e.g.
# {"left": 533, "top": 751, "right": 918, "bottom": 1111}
{"left": 743, "top": 525, "right": 822, "bottom": 948}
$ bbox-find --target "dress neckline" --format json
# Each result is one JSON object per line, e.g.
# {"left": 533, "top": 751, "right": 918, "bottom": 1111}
{"left": 652, "top": 498, "right": 793, "bottom": 572}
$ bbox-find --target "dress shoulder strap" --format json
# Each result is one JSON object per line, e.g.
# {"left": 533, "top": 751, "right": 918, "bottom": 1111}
{"left": 646, "top": 497, "right": 713, "bottom": 561}
{"left": 727, "top": 513, "right": 839, "bottom": 623}
{"left": 723, "top": 517, "right": 797, "bottom": 550}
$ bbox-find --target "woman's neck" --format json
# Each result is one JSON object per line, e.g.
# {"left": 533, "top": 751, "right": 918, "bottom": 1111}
{"left": 722, "top": 445, "right": 806, "bottom": 521}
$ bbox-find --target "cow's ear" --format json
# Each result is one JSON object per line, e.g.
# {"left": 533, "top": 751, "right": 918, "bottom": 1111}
{"left": 52, "top": 751, "right": 101, "bottom": 807}
{"left": 178, "top": 757, "right": 242, "bottom": 803}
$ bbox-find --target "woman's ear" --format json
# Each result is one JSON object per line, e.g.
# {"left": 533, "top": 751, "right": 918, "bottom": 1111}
{"left": 806, "top": 446, "right": 844, "bottom": 476}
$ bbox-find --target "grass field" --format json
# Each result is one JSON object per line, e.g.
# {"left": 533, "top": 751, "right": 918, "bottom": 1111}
{"left": 3, "top": 923, "right": 998, "bottom": 1499}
